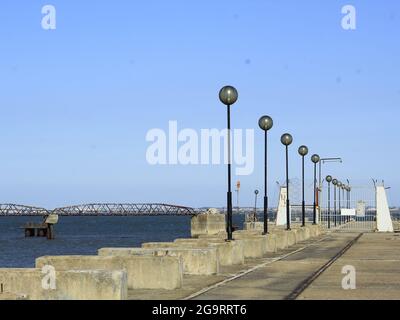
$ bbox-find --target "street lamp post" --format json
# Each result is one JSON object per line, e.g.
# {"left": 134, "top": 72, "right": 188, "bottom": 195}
{"left": 332, "top": 179, "right": 338, "bottom": 227}
{"left": 337, "top": 181, "right": 342, "bottom": 225}
{"left": 254, "top": 190, "right": 259, "bottom": 222}
{"left": 219, "top": 85, "right": 238, "bottom": 241}
{"left": 346, "top": 186, "right": 350, "bottom": 222}
{"left": 298, "top": 146, "right": 309, "bottom": 227}
{"left": 342, "top": 184, "right": 347, "bottom": 222}
{"left": 348, "top": 186, "right": 351, "bottom": 209}
{"left": 281, "top": 133, "right": 293, "bottom": 231}
{"left": 346, "top": 186, "right": 349, "bottom": 222}
{"left": 259, "top": 116, "right": 274, "bottom": 235}
{"left": 326, "top": 175, "right": 333, "bottom": 229}
{"left": 311, "top": 154, "right": 321, "bottom": 225}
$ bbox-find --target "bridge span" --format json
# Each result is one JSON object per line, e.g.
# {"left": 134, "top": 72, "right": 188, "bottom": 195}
{"left": 0, "top": 203, "right": 197, "bottom": 216}
{"left": 0, "top": 204, "right": 49, "bottom": 216}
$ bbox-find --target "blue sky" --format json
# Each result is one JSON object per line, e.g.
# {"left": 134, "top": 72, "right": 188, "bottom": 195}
{"left": 0, "top": 0, "right": 399, "bottom": 208}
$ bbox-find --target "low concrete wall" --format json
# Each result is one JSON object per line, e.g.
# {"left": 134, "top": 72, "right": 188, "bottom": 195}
{"left": 191, "top": 213, "right": 226, "bottom": 238}
{"left": 264, "top": 234, "right": 277, "bottom": 253}
{"left": 173, "top": 238, "right": 245, "bottom": 266}
{"left": 36, "top": 255, "right": 182, "bottom": 290}
{"left": 0, "top": 268, "right": 127, "bottom": 300}
{"left": 294, "top": 228, "right": 306, "bottom": 242}
{"left": 287, "top": 230, "right": 297, "bottom": 246}
{"left": 274, "top": 231, "right": 289, "bottom": 250}
{"left": 141, "top": 243, "right": 219, "bottom": 275}
{"left": 229, "top": 234, "right": 264, "bottom": 259}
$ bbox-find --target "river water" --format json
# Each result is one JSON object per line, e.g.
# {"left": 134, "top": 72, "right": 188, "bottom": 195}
{"left": 0, "top": 215, "right": 245, "bottom": 267}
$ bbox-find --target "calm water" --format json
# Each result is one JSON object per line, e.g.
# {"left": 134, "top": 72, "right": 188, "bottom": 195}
{"left": 0, "top": 215, "right": 245, "bottom": 268}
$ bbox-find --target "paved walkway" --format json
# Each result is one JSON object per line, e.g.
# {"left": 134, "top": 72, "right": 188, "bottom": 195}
{"left": 193, "top": 233, "right": 358, "bottom": 300}
{"left": 299, "top": 233, "right": 400, "bottom": 300}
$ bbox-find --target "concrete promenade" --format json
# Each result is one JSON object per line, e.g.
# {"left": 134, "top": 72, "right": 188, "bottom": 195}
{"left": 1, "top": 215, "right": 398, "bottom": 300}
{"left": 128, "top": 231, "right": 400, "bottom": 300}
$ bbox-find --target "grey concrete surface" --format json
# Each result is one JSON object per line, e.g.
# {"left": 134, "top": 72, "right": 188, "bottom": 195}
{"left": 298, "top": 232, "right": 400, "bottom": 300}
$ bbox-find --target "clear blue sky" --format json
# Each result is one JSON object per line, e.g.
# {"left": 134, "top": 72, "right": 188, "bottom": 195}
{"left": 0, "top": 0, "right": 399, "bottom": 208}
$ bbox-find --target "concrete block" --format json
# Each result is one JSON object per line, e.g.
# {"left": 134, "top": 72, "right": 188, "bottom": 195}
{"left": 302, "top": 226, "right": 311, "bottom": 240}
{"left": 0, "top": 268, "right": 127, "bottom": 300}
{"left": 287, "top": 230, "right": 297, "bottom": 246}
{"left": 230, "top": 234, "right": 265, "bottom": 258}
{"left": 294, "top": 228, "right": 306, "bottom": 242}
{"left": 308, "top": 225, "right": 322, "bottom": 237}
{"left": 173, "top": 238, "right": 245, "bottom": 266}
{"left": 191, "top": 213, "right": 226, "bottom": 238}
{"left": 264, "top": 234, "right": 277, "bottom": 253}
{"left": 36, "top": 255, "right": 182, "bottom": 290}
{"left": 274, "top": 231, "right": 289, "bottom": 250}
{"left": 140, "top": 244, "right": 219, "bottom": 275}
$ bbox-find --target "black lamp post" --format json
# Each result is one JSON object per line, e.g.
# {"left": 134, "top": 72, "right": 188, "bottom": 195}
{"left": 254, "top": 190, "right": 259, "bottom": 222}
{"left": 298, "top": 145, "right": 309, "bottom": 227}
{"left": 326, "top": 175, "right": 332, "bottom": 229}
{"left": 259, "top": 115, "right": 273, "bottom": 234}
{"left": 219, "top": 85, "right": 238, "bottom": 241}
{"left": 311, "top": 154, "right": 320, "bottom": 225}
{"left": 337, "top": 181, "right": 342, "bottom": 224}
{"left": 346, "top": 186, "right": 350, "bottom": 222}
{"left": 348, "top": 186, "right": 351, "bottom": 209}
{"left": 332, "top": 179, "right": 338, "bottom": 227}
{"left": 343, "top": 185, "right": 349, "bottom": 222}
{"left": 281, "top": 133, "right": 293, "bottom": 231}
{"left": 341, "top": 184, "right": 346, "bottom": 222}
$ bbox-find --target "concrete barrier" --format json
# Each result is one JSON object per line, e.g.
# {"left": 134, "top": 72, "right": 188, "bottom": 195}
{"left": 286, "top": 230, "right": 297, "bottom": 246}
{"left": 293, "top": 228, "right": 306, "bottom": 242}
{"left": 301, "top": 226, "right": 311, "bottom": 240}
{"left": 173, "top": 238, "right": 245, "bottom": 266}
{"left": 274, "top": 231, "right": 289, "bottom": 250}
{"left": 139, "top": 244, "right": 219, "bottom": 275}
{"left": 308, "top": 225, "right": 322, "bottom": 237}
{"left": 191, "top": 213, "right": 226, "bottom": 238}
{"left": 264, "top": 234, "right": 277, "bottom": 253}
{"left": 36, "top": 255, "right": 182, "bottom": 290}
{"left": 229, "top": 234, "right": 264, "bottom": 258}
{"left": 0, "top": 268, "right": 127, "bottom": 300}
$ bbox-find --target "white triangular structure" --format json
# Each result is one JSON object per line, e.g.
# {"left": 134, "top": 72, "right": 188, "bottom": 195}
{"left": 276, "top": 186, "right": 291, "bottom": 226}
{"left": 376, "top": 185, "right": 393, "bottom": 232}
